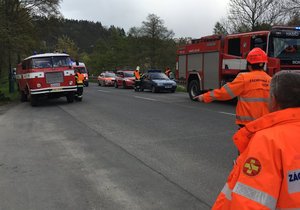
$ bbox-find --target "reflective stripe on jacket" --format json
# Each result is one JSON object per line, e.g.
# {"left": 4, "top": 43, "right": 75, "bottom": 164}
{"left": 203, "top": 70, "right": 271, "bottom": 125}
{"left": 212, "top": 108, "right": 300, "bottom": 209}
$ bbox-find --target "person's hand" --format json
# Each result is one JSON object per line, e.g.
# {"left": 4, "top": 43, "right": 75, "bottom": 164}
{"left": 193, "top": 94, "right": 204, "bottom": 102}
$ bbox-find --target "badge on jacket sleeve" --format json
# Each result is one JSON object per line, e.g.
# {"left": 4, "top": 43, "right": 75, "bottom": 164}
{"left": 243, "top": 158, "right": 262, "bottom": 176}
{"left": 288, "top": 169, "right": 300, "bottom": 194}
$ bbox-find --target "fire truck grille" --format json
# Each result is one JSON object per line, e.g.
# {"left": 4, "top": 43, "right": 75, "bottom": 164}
{"left": 45, "top": 72, "right": 64, "bottom": 84}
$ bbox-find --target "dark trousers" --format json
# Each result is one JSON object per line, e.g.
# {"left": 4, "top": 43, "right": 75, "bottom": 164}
{"left": 77, "top": 85, "right": 83, "bottom": 97}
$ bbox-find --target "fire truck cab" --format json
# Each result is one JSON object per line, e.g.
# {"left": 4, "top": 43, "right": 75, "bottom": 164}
{"left": 16, "top": 53, "right": 77, "bottom": 106}
{"left": 176, "top": 26, "right": 300, "bottom": 100}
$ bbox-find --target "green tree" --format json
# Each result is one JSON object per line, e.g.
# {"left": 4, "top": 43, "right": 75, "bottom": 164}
{"left": 128, "top": 14, "right": 175, "bottom": 69}
{"left": 55, "top": 35, "right": 79, "bottom": 60}
{"left": 0, "top": 0, "right": 61, "bottom": 95}
{"left": 213, "top": 21, "right": 229, "bottom": 35}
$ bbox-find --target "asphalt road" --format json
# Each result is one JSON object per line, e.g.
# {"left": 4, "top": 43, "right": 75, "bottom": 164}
{"left": 0, "top": 83, "right": 237, "bottom": 210}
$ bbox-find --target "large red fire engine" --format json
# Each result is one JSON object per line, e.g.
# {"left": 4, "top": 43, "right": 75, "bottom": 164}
{"left": 16, "top": 53, "right": 78, "bottom": 106}
{"left": 176, "top": 26, "right": 300, "bottom": 100}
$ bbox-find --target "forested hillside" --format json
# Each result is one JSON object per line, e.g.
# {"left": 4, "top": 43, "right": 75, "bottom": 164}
{"left": 33, "top": 17, "right": 125, "bottom": 54}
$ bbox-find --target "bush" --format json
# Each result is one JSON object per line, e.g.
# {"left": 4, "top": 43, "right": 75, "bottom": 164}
{"left": 176, "top": 85, "right": 186, "bottom": 92}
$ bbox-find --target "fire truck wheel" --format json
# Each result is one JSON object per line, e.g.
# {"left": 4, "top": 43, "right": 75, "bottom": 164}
{"left": 188, "top": 80, "right": 201, "bottom": 101}
{"left": 114, "top": 81, "right": 118, "bottom": 88}
{"left": 66, "top": 93, "right": 75, "bottom": 103}
{"left": 30, "top": 95, "right": 39, "bottom": 106}
{"left": 20, "top": 91, "right": 28, "bottom": 102}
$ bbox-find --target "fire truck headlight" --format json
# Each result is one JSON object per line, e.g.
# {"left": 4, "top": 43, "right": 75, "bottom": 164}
{"left": 37, "top": 83, "right": 42, "bottom": 88}
{"left": 69, "top": 81, "right": 73, "bottom": 85}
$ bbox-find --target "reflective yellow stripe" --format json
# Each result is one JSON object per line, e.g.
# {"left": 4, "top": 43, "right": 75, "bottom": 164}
{"left": 221, "top": 183, "right": 232, "bottom": 200}
{"left": 239, "top": 97, "right": 270, "bottom": 102}
{"left": 224, "top": 84, "right": 236, "bottom": 98}
{"left": 233, "top": 182, "right": 277, "bottom": 209}
{"left": 210, "top": 91, "right": 217, "bottom": 100}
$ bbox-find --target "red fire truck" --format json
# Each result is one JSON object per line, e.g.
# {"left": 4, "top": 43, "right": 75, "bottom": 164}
{"left": 176, "top": 26, "right": 300, "bottom": 100}
{"left": 16, "top": 53, "right": 78, "bottom": 106}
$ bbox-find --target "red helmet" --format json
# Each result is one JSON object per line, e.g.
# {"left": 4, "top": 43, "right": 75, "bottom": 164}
{"left": 246, "top": 47, "right": 268, "bottom": 64}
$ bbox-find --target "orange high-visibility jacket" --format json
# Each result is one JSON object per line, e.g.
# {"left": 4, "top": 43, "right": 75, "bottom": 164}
{"left": 202, "top": 70, "right": 271, "bottom": 125}
{"left": 134, "top": 70, "right": 141, "bottom": 80}
{"left": 212, "top": 108, "right": 300, "bottom": 210}
{"left": 75, "top": 72, "right": 84, "bottom": 85}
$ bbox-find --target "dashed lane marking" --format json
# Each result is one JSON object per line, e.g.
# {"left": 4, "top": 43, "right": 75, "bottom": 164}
{"left": 97, "top": 90, "right": 111, "bottom": 93}
{"left": 218, "top": 111, "right": 235, "bottom": 116}
{"left": 134, "top": 96, "right": 157, "bottom": 101}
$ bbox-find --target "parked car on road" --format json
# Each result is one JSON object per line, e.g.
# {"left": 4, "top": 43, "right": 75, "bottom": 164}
{"left": 114, "top": 70, "right": 135, "bottom": 89}
{"left": 139, "top": 70, "right": 177, "bottom": 93}
{"left": 97, "top": 72, "right": 116, "bottom": 86}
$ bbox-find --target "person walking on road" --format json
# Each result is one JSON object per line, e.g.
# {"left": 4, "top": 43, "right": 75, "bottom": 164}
{"left": 212, "top": 70, "right": 300, "bottom": 209}
{"left": 75, "top": 69, "right": 84, "bottom": 101}
{"left": 134, "top": 66, "right": 142, "bottom": 91}
{"left": 194, "top": 48, "right": 271, "bottom": 127}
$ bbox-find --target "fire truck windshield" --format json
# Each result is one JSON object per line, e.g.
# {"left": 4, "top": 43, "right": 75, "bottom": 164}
{"left": 269, "top": 37, "right": 300, "bottom": 61}
{"left": 31, "top": 56, "right": 71, "bottom": 69}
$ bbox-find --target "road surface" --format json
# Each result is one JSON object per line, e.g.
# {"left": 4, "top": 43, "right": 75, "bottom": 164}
{"left": 0, "top": 83, "right": 237, "bottom": 210}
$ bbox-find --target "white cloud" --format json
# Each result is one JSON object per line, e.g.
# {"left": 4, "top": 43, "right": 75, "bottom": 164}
{"left": 60, "top": 0, "right": 230, "bottom": 38}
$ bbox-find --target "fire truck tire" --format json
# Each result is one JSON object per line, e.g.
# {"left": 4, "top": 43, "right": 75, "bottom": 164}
{"left": 30, "top": 95, "right": 39, "bottom": 106}
{"left": 66, "top": 92, "right": 75, "bottom": 103}
{"left": 20, "top": 91, "right": 27, "bottom": 102}
{"left": 114, "top": 81, "right": 118, "bottom": 88}
{"left": 188, "top": 80, "right": 201, "bottom": 101}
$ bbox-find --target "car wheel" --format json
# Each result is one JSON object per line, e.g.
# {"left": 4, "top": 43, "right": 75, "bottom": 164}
{"left": 114, "top": 81, "right": 118, "bottom": 88}
{"left": 151, "top": 86, "right": 156, "bottom": 93}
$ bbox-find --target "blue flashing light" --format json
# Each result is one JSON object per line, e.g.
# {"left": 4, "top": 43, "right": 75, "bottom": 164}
{"left": 295, "top": 27, "right": 300, "bottom": 30}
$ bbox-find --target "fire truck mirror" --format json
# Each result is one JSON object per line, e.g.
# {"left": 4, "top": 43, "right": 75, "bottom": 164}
{"left": 22, "top": 63, "right": 26, "bottom": 70}
{"left": 75, "top": 60, "right": 79, "bottom": 66}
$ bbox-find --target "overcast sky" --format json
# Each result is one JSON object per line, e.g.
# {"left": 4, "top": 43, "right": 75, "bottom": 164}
{"left": 60, "top": 0, "right": 230, "bottom": 38}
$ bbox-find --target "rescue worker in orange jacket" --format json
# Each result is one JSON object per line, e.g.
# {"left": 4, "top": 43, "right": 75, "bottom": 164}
{"left": 165, "top": 67, "right": 171, "bottom": 78}
{"left": 134, "top": 66, "right": 142, "bottom": 91}
{"left": 194, "top": 48, "right": 271, "bottom": 127}
{"left": 212, "top": 70, "right": 300, "bottom": 210}
{"left": 74, "top": 69, "right": 84, "bottom": 101}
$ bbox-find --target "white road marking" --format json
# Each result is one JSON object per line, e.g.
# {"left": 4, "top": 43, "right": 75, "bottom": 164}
{"left": 97, "top": 90, "right": 110, "bottom": 93}
{"left": 218, "top": 111, "right": 235, "bottom": 116}
{"left": 134, "top": 96, "right": 157, "bottom": 101}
